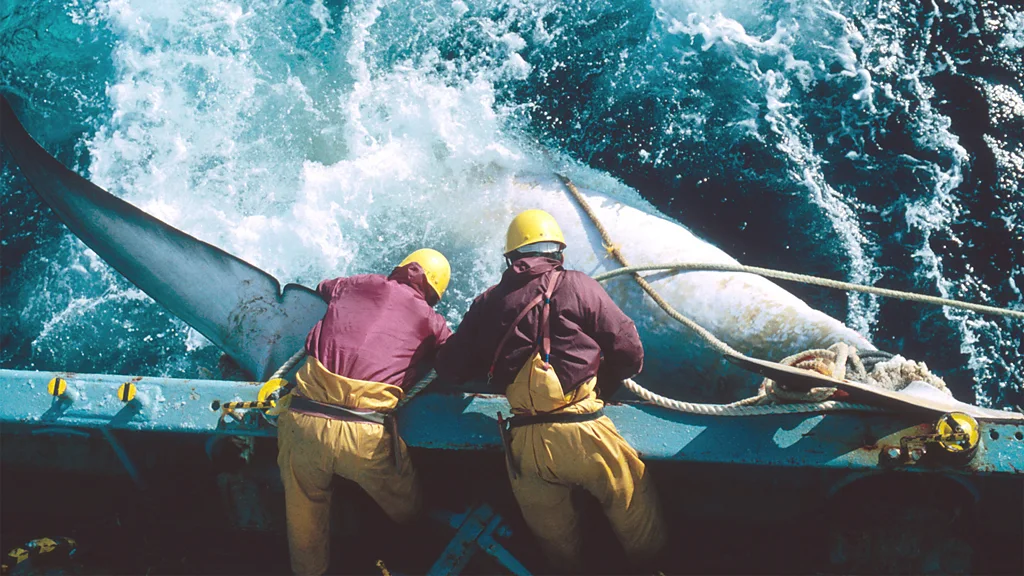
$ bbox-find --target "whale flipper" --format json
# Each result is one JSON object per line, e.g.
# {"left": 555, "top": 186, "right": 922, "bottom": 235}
{"left": 1, "top": 96, "right": 324, "bottom": 380}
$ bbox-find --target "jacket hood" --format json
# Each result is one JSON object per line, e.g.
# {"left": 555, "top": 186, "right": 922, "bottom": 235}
{"left": 502, "top": 256, "right": 564, "bottom": 285}
{"left": 389, "top": 262, "right": 439, "bottom": 305}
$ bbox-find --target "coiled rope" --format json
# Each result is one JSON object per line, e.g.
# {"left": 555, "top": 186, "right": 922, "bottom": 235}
{"left": 555, "top": 174, "right": 991, "bottom": 416}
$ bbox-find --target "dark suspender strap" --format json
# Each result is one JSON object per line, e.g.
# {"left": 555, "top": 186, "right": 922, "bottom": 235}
{"left": 488, "top": 270, "right": 565, "bottom": 379}
{"left": 507, "top": 408, "right": 605, "bottom": 428}
{"left": 538, "top": 270, "right": 564, "bottom": 363}
{"left": 489, "top": 292, "right": 545, "bottom": 376}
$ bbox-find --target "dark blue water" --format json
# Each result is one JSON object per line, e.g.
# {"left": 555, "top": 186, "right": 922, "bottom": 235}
{"left": 2, "top": 0, "right": 1022, "bottom": 410}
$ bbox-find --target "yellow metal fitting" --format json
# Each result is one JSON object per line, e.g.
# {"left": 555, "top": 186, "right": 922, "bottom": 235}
{"left": 934, "top": 412, "right": 980, "bottom": 456}
{"left": 222, "top": 400, "right": 272, "bottom": 410}
{"left": 117, "top": 382, "right": 137, "bottom": 402}
{"left": 7, "top": 548, "right": 28, "bottom": 565}
{"left": 33, "top": 539, "right": 57, "bottom": 554}
{"left": 47, "top": 377, "right": 67, "bottom": 397}
{"left": 257, "top": 378, "right": 288, "bottom": 406}
{"left": 893, "top": 412, "right": 981, "bottom": 466}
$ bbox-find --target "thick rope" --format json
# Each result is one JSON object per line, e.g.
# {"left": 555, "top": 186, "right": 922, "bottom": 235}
{"left": 758, "top": 343, "right": 866, "bottom": 404}
{"left": 592, "top": 263, "right": 1024, "bottom": 320}
{"left": 621, "top": 378, "right": 884, "bottom": 416}
{"left": 270, "top": 348, "right": 308, "bottom": 381}
{"left": 249, "top": 348, "right": 310, "bottom": 429}
{"left": 558, "top": 175, "right": 741, "bottom": 357}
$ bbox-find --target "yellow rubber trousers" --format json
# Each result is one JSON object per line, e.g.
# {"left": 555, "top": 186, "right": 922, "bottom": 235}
{"left": 276, "top": 357, "right": 420, "bottom": 576}
{"left": 506, "top": 353, "right": 666, "bottom": 571}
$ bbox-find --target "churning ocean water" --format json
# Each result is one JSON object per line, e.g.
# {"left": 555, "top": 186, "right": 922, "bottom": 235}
{"left": 1, "top": 0, "right": 1022, "bottom": 410}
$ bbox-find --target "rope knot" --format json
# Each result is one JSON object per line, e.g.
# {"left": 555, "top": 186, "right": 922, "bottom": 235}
{"left": 755, "top": 343, "right": 864, "bottom": 405}
{"left": 751, "top": 343, "right": 951, "bottom": 407}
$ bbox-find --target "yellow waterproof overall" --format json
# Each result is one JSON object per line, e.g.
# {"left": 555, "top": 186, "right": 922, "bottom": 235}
{"left": 276, "top": 356, "right": 420, "bottom": 576}
{"left": 498, "top": 271, "right": 666, "bottom": 570}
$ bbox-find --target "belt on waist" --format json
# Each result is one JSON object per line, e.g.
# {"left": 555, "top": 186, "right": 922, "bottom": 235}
{"left": 506, "top": 408, "right": 605, "bottom": 429}
{"left": 289, "top": 396, "right": 387, "bottom": 425}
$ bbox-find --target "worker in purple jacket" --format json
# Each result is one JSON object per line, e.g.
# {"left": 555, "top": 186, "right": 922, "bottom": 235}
{"left": 435, "top": 210, "right": 665, "bottom": 572}
{"left": 276, "top": 249, "right": 452, "bottom": 575}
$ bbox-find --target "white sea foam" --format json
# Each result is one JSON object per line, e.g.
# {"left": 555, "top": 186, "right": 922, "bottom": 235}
{"left": 655, "top": 0, "right": 881, "bottom": 335}
{"left": 860, "top": 0, "right": 1020, "bottom": 407}
{"left": 998, "top": 8, "right": 1024, "bottom": 51}
{"left": 77, "top": 0, "right": 565, "bottom": 332}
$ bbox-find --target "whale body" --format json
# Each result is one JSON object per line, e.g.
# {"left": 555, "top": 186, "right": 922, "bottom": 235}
{"left": 2, "top": 95, "right": 872, "bottom": 399}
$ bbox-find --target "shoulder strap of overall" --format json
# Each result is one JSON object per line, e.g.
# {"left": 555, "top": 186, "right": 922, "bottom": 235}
{"left": 536, "top": 270, "right": 564, "bottom": 364}
{"left": 488, "top": 269, "right": 564, "bottom": 380}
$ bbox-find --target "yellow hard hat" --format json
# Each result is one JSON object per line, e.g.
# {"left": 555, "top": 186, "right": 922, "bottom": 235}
{"left": 504, "top": 209, "right": 566, "bottom": 254}
{"left": 398, "top": 248, "right": 451, "bottom": 301}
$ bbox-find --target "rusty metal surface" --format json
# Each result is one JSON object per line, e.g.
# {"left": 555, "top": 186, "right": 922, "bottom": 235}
{"left": 2, "top": 368, "right": 1022, "bottom": 474}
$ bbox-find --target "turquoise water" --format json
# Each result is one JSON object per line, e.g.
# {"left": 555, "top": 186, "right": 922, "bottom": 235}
{"left": 2, "top": 0, "right": 1022, "bottom": 409}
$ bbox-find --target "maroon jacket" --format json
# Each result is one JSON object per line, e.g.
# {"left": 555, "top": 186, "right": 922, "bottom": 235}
{"left": 305, "top": 263, "right": 452, "bottom": 388}
{"left": 435, "top": 257, "right": 643, "bottom": 394}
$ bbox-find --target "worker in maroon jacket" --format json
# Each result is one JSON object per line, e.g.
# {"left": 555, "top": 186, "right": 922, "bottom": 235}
{"left": 275, "top": 249, "right": 452, "bottom": 576}
{"left": 435, "top": 210, "right": 665, "bottom": 571}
